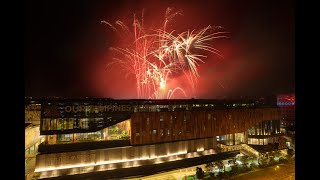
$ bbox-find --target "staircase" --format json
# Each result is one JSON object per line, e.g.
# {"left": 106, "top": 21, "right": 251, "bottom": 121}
{"left": 240, "top": 144, "right": 259, "bottom": 158}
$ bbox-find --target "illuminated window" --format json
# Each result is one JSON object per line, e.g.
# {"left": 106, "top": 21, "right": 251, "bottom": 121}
{"left": 146, "top": 117, "right": 149, "bottom": 125}
{"left": 167, "top": 129, "right": 170, "bottom": 136}
{"left": 51, "top": 119, "right": 57, "bottom": 130}
{"left": 57, "top": 118, "right": 63, "bottom": 130}
{"left": 68, "top": 118, "right": 74, "bottom": 129}
{"left": 79, "top": 118, "right": 89, "bottom": 129}
{"left": 208, "top": 114, "right": 211, "bottom": 120}
{"left": 160, "top": 129, "right": 164, "bottom": 136}
{"left": 57, "top": 134, "right": 72, "bottom": 142}
{"left": 42, "top": 118, "right": 50, "bottom": 131}
{"left": 63, "top": 119, "right": 68, "bottom": 130}
{"left": 152, "top": 129, "right": 157, "bottom": 134}
{"left": 160, "top": 115, "right": 164, "bottom": 122}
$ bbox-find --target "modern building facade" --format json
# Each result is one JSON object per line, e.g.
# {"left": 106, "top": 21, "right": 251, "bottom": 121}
{"left": 25, "top": 97, "right": 286, "bottom": 179}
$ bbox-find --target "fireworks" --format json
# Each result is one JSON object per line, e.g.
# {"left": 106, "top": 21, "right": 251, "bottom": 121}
{"left": 102, "top": 7, "right": 228, "bottom": 99}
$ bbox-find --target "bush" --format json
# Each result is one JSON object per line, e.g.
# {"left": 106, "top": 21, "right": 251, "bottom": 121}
{"left": 251, "top": 163, "right": 258, "bottom": 169}
{"left": 279, "top": 157, "right": 289, "bottom": 163}
{"left": 196, "top": 167, "right": 205, "bottom": 179}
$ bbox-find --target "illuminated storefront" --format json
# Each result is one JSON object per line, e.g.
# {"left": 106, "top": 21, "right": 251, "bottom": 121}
{"left": 44, "top": 120, "right": 131, "bottom": 145}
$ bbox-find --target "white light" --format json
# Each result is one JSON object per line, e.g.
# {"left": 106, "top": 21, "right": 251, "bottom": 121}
{"left": 236, "top": 160, "right": 243, "bottom": 165}
{"left": 35, "top": 151, "right": 188, "bottom": 172}
{"left": 36, "top": 149, "right": 218, "bottom": 174}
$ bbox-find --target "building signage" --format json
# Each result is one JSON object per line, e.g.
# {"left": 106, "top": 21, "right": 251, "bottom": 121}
{"left": 64, "top": 105, "right": 132, "bottom": 113}
{"left": 42, "top": 103, "right": 134, "bottom": 119}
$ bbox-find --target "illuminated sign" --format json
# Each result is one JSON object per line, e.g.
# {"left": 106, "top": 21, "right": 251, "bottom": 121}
{"left": 277, "top": 102, "right": 295, "bottom": 106}
{"left": 42, "top": 103, "right": 134, "bottom": 119}
{"left": 64, "top": 105, "right": 132, "bottom": 113}
{"left": 277, "top": 94, "right": 295, "bottom": 107}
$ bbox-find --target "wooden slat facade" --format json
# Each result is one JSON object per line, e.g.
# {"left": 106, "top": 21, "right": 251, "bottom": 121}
{"left": 130, "top": 108, "right": 280, "bottom": 145}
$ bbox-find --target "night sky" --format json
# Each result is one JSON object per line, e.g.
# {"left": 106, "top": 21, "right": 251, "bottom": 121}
{"left": 24, "top": 0, "right": 294, "bottom": 98}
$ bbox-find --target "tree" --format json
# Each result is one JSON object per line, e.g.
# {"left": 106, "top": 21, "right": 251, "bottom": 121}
{"left": 118, "top": 131, "right": 129, "bottom": 140}
{"left": 196, "top": 167, "right": 205, "bottom": 179}
{"left": 232, "top": 163, "right": 240, "bottom": 176}
{"left": 287, "top": 149, "right": 294, "bottom": 159}
{"left": 216, "top": 160, "right": 225, "bottom": 172}
{"left": 111, "top": 125, "right": 119, "bottom": 134}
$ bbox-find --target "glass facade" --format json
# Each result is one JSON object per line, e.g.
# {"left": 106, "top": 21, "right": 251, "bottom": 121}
{"left": 248, "top": 137, "right": 281, "bottom": 145}
{"left": 44, "top": 119, "right": 131, "bottom": 145}
{"left": 248, "top": 120, "right": 281, "bottom": 136}
{"left": 218, "top": 132, "right": 245, "bottom": 146}
{"left": 42, "top": 118, "right": 74, "bottom": 131}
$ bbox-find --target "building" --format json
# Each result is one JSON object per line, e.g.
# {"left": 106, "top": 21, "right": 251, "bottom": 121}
{"left": 277, "top": 94, "right": 295, "bottom": 126}
{"left": 25, "top": 123, "right": 45, "bottom": 180}
{"left": 25, "top": 97, "right": 287, "bottom": 179}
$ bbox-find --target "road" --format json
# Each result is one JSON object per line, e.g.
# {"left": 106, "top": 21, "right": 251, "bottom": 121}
{"left": 233, "top": 161, "right": 295, "bottom": 180}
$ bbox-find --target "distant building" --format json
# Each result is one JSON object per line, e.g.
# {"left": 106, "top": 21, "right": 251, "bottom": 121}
{"left": 277, "top": 94, "right": 295, "bottom": 126}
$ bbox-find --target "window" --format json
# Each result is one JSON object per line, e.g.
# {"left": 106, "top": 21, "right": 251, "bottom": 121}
{"left": 208, "top": 114, "right": 211, "bottom": 120}
{"left": 57, "top": 134, "right": 72, "bottom": 142}
{"left": 146, "top": 117, "right": 150, "bottom": 125}
{"left": 63, "top": 119, "right": 68, "bottom": 130}
{"left": 173, "top": 116, "right": 177, "bottom": 123}
{"left": 43, "top": 118, "right": 50, "bottom": 131}
{"left": 51, "top": 119, "right": 57, "bottom": 130}
{"left": 160, "top": 129, "right": 164, "bottom": 136}
{"left": 183, "top": 115, "right": 187, "bottom": 122}
{"left": 68, "top": 118, "right": 74, "bottom": 129}
{"left": 136, "top": 133, "right": 140, "bottom": 136}
{"left": 57, "top": 118, "right": 63, "bottom": 130}
{"left": 79, "top": 118, "right": 89, "bottom": 129}
{"left": 152, "top": 129, "right": 157, "bottom": 134}
{"left": 167, "top": 129, "right": 170, "bottom": 136}
{"left": 160, "top": 115, "right": 164, "bottom": 122}
{"left": 178, "top": 129, "right": 182, "bottom": 135}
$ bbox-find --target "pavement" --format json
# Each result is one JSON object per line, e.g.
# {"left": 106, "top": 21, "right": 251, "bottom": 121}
{"left": 230, "top": 161, "right": 295, "bottom": 180}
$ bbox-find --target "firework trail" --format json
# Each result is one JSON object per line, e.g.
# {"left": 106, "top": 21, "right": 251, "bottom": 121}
{"left": 102, "top": 7, "right": 228, "bottom": 99}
